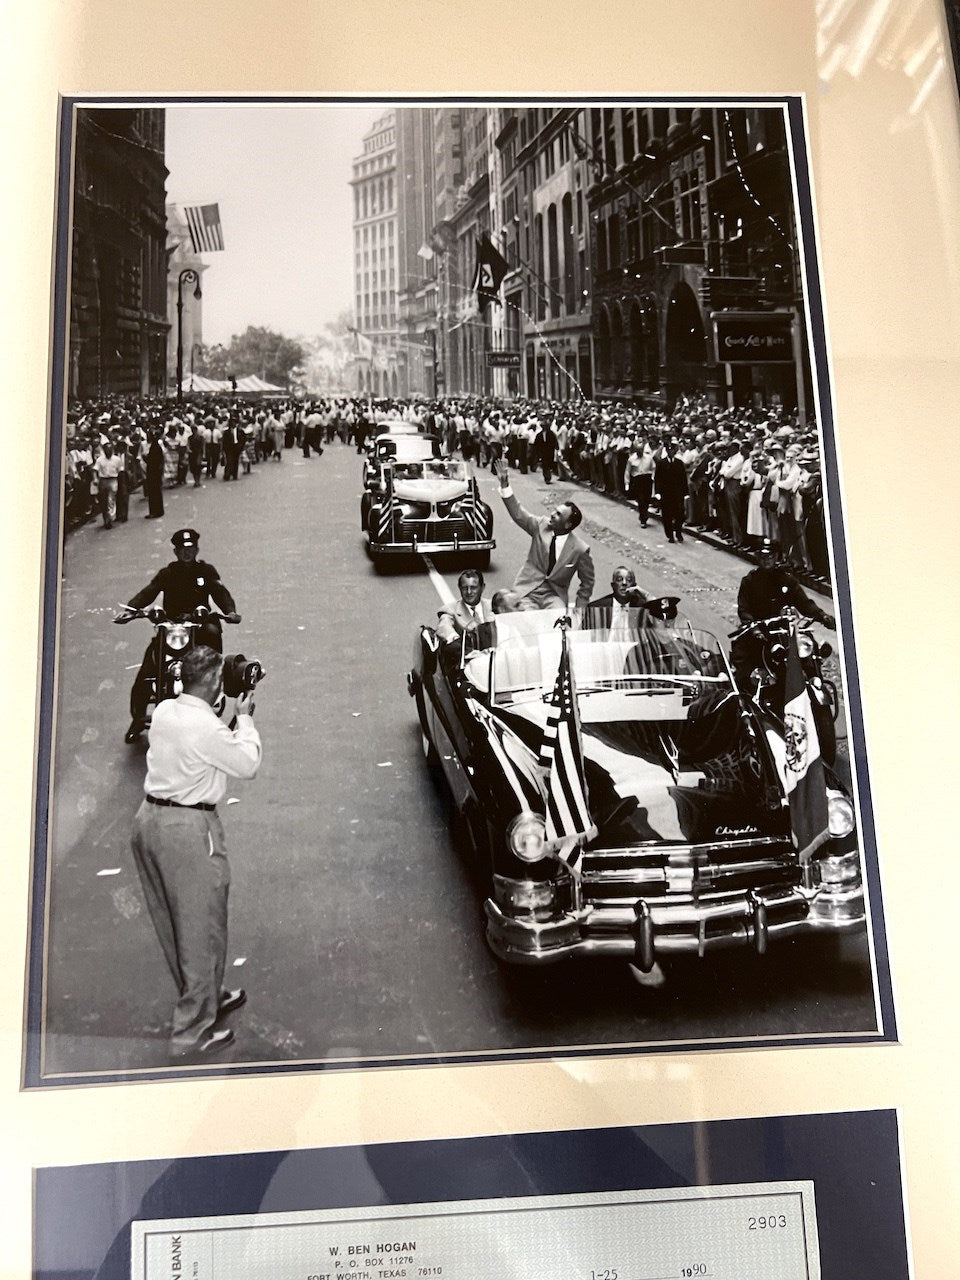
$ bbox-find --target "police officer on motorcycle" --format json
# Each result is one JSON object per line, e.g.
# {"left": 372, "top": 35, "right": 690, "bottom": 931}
{"left": 737, "top": 538, "right": 836, "bottom": 630}
{"left": 114, "top": 528, "right": 241, "bottom": 742}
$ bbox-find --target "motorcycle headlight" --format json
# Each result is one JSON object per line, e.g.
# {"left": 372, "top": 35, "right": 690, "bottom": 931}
{"left": 166, "top": 624, "right": 190, "bottom": 651}
{"left": 796, "top": 632, "right": 814, "bottom": 658}
{"left": 827, "top": 790, "right": 855, "bottom": 838}
{"left": 506, "top": 811, "right": 547, "bottom": 863}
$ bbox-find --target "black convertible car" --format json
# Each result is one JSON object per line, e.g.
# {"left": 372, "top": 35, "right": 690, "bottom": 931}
{"left": 408, "top": 607, "right": 864, "bottom": 969}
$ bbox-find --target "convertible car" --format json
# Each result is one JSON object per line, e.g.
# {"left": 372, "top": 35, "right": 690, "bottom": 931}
{"left": 361, "top": 430, "right": 443, "bottom": 499}
{"left": 408, "top": 607, "right": 863, "bottom": 968}
{"left": 365, "top": 457, "right": 495, "bottom": 567}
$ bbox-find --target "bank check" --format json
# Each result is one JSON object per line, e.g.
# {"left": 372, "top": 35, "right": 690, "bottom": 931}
{"left": 131, "top": 1181, "right": 820, "bottom": 1280}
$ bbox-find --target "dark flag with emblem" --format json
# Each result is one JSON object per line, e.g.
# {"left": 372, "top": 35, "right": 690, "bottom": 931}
{"left": 538, "top": 619, "right": 597, "bottom": 871}
{"left": 782, "top": 628, "right": 830, "bottom": 861}
{"left": 183, "top": 203, "right": 225, "bottom": 253}
{"left": 377, "top": 468, "right": 399, "bottom": 541}
{"left": 472, "top": 234, "right": 510, "bottom": 310}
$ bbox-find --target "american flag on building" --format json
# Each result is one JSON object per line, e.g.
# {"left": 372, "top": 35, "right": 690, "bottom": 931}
{"left": 183, "top": 203, "right": 225, "bottom": 254}
{"left": 538, "top": 620, "right": 597, "bottom": 870}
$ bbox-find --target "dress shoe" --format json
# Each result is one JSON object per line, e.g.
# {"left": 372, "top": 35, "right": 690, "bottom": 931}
{"left": 217, "top": 988, "right": 246, "bottom": 1017}
{"left": 124, "top": 722, "right": 143, "bottom": 744}
{"left": 666, "top": 536, "right": 675, "bottom": 544}
{"left": 182, "top": 1028, "right": 234, "bottom": 1058}
{"left": 676, "top": 532, "right": 684, "bottom": 543}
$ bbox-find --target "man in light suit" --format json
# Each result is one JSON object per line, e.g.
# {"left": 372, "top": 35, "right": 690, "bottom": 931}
{"left": 436, "top": 569, "right": 489, "bottom": 643}
{"left": 497, "top": 465, "right": 595, "bottom": 609}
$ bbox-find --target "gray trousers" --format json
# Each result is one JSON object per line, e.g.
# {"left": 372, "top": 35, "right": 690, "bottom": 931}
{"left": 131, "top": 800, "right": 230, "bottom": 1053}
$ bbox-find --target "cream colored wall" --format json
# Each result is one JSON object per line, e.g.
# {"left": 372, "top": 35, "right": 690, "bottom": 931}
{"left": 2, "top": 2, "right": 958, "bottom": 1277}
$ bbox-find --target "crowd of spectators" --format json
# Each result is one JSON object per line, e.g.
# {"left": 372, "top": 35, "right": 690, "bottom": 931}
{"left": 410, "top": 394, "right": 831, "bottom": 582}
{"left": 63, "top": 392, "right": 831, "bottom": 584}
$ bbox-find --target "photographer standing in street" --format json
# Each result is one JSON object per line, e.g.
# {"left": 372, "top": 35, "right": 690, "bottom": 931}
{"left": 130, "top": 645, "right": 262, "bottom": 1060}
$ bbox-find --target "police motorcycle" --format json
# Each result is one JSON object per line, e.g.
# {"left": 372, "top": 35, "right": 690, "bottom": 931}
{"left": 117, "top": 604, "right": 263, "bottom": 742}
{"left": 728, "top": 607, "right": 839, "bottom": 767}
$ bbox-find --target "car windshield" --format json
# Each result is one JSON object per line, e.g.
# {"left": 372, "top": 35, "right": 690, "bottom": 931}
{"left": 375, "top": 435, "right": 441, "bottom": 462}
{"left": 392, "top": 459, "right": 467, "bottom": 482}
{"left": 463, "top": 610, "right": 730, "bottom": 719}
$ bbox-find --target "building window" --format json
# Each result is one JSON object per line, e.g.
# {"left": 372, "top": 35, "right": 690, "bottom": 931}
{"left": 608, "top": 211, "right": 620, "bottom": 269}
{"left": 603, "top": 108, "right": 616, "bottom": 168}
{"left": 546, "top": 203, "right": 559, "bottom": 317}
{"left": 596, "top": 218, "right": 608, "bottom": 274}
{"left": 622, "top": 109, "right": 635, "bottom": 164}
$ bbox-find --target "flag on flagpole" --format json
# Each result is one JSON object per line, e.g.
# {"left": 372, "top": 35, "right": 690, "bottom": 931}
{"left": 472, "top": 234, "right": 510, "bottom": 310}
{"left": 538, "top": 620, "right": 597, "bottom": 871}
{"left": 183, "top": 203, "right": 224, "bottom": 253}
{"left": 377, "top": 468, "right": 399, "bottom": 541}
{"left": 348, "top": 326, "right": 374, "bottom": 359}
{"left": 782, "top": 628, "right": 830, "bottom": 862}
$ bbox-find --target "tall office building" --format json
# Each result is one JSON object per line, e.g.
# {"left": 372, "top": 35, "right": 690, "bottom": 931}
{"left": 350, "top": 112, "right": 400, "bottom": 396}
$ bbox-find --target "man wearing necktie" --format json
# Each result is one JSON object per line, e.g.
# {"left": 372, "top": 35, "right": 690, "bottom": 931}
{"left": 436, "top": 569, "right": 489, "bottom": 643}
{"left": 497, "top": 464, "right": 595, "bottom": 610}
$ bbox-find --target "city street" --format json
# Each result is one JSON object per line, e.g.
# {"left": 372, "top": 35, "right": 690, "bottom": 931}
{"left": 41, "top": 442, "right": 876, "bottom": 1078}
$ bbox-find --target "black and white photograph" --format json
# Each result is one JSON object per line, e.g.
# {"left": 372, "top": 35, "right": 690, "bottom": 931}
{"left": 26, "top": 96, "right": 894, "bottom": 1085}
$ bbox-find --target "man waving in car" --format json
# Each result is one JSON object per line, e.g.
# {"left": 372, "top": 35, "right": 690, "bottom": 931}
{"left": 497, "top": 463, "right": 595, "bottom": 609}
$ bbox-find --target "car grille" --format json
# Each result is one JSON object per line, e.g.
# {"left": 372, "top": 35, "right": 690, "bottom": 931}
{"left": 397, "top": 516, "right": 475, "bottom": 540}
{"left": 580, "top": 839, "right": 796, "bottom": 903}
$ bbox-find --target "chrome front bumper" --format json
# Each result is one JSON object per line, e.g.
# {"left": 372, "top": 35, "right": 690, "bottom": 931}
{"left": 485, "top": 880, "right": 866, "bottom": 966}
{"left": 372, "top": 537, "right": 495, "bottom": 556}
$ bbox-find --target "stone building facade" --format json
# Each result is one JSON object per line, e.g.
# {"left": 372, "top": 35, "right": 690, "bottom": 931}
{"left": 69, "top": 107, "right": 170, "bottom": 399}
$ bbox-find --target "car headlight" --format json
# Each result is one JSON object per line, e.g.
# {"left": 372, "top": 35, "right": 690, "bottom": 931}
{"left": 506, "top": 811, "right": 547, "bottom": 862}
{"left": 796, "top": 632, "right": 814, "bottom": 658}
{"left": 826, "top": 790, "right": 855, "bottom": 837}
{"left": 166, "top": 624, "right": 190, "bottom": 651}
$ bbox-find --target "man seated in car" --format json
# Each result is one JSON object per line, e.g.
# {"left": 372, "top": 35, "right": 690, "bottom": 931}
{"left": 437, "top": 569, "right": 489, "bottom": 644}
{"left": 585, "top": 566, "right": 679, "bottom": 638}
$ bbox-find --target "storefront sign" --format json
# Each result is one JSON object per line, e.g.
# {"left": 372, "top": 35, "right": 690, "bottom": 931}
{"left": 486, "top": 350, "right": 522, "bottom": 367}
{"left": 714, "top": 313, "right": 794, "bottom": 362}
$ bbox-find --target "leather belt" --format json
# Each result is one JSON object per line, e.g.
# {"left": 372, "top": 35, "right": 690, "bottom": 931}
{"left": 146, "top": 794, "right": 216, "bottom": 812}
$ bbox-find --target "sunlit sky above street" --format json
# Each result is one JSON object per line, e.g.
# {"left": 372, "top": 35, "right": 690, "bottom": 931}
{"left": 165, "top": 103, "right": 384, "bottom": 345}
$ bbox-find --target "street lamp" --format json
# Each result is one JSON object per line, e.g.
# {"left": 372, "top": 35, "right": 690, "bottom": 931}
{"left": 176, "top": 268, "right": 202, "bottom": 401}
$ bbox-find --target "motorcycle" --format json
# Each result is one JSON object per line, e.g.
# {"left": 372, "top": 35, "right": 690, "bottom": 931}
{"left": 117, "top": 604, "right": 239, "bottom": 742}
{"left": 728, "top": 607, "right": 840, "bottom": 766}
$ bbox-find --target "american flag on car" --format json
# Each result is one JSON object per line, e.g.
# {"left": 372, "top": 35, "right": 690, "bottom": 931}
{"left": 377, "top": 469, "right": 399, "bottom": 540}
{"left": 460, "top": 474, "right": 489, "bottom": 538}
{"left": 538, "top": 617, "right": 597, "bottom": 870}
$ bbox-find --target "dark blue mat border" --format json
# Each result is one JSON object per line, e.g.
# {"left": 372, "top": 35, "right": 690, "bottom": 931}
{"left": 23, "top": 94, "right": 895, "bottom": 1089}
{"left": 33, "top": 1111, "right": 910, "bottom": 1280}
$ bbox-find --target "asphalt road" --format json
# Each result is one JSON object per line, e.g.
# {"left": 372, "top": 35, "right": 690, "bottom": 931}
{"left": 40, "top": 441, "right": 877, "bottom": 1078}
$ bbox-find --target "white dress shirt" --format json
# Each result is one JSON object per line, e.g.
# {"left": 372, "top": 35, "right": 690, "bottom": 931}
{"left": 144, "top": 694, "right": 262, "bottom": 806}
{"left": 608, "top": 598, "right": 634, "bottom": 640}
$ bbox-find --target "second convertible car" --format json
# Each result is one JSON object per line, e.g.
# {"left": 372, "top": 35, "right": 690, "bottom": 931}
{"left": 408, "top": 607, "right": 864, "bottom": 970}
{"left": 365, "top": 457, "right": 495, "bottom": 568}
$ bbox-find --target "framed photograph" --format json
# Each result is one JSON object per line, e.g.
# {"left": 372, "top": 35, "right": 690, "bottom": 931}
{"left": 24, "top": 92, "right": 895, "bottom": 1087}
{"left": 5, "top": 0, "right": 960, "bottom": 1278}
{"left": 33, "top": 1112, "right": 912, "bottom": 1280}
